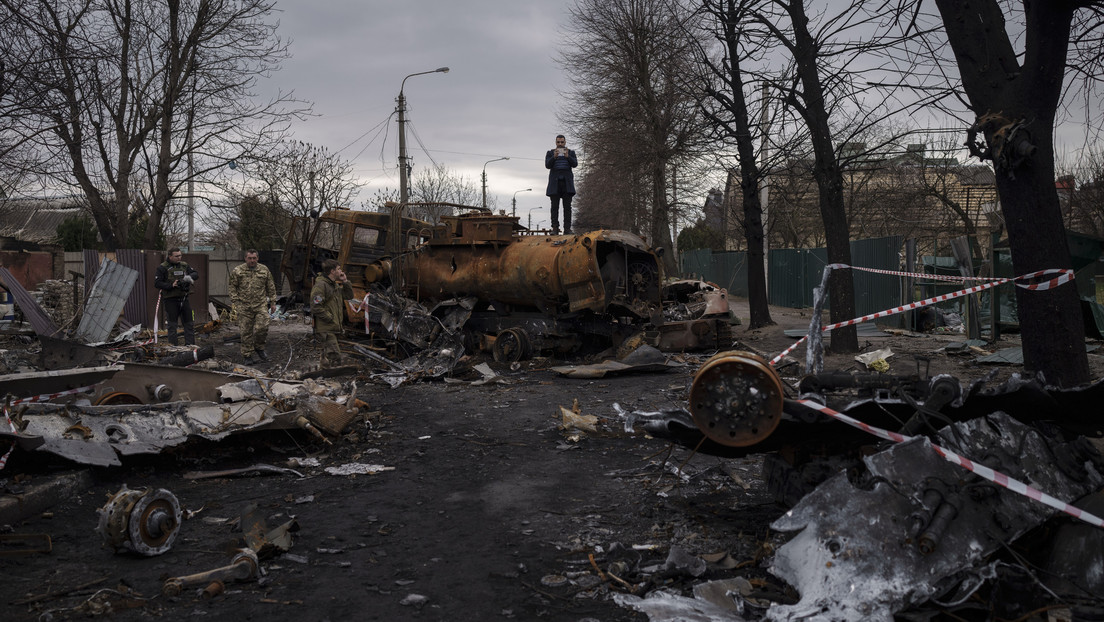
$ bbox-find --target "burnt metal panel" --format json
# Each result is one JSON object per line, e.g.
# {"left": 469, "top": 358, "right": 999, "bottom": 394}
{"left": 0, "top": 266, "right": 60, "bottom": 337}
{"left": 116, "top": 249, "right": 148, "bottom": 328}
{"left": 0, "top": 366, "right": 119, "bottom": 401}
{"left": 82, "top": 249, "right": 101, "bottom": 304}
{"left": 75, "top": 258, "right": 138, "bottom": 342}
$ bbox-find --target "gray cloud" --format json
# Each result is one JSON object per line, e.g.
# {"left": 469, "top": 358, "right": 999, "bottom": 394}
{"left": 267, "top": 1, "right": 574, "bottom": 225}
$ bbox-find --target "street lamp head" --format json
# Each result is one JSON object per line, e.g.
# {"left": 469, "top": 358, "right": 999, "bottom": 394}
{"left": 436, "top": 67, "right": 450, "bottom": 73}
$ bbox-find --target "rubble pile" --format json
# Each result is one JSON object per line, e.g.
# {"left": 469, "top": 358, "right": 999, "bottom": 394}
{"left": 35, "top": 279, "right": 82, "bottom": 328}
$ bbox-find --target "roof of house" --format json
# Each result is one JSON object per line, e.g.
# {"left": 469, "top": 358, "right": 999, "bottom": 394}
{"left": 0, "top": 197, "right": 92, "bottom": 244}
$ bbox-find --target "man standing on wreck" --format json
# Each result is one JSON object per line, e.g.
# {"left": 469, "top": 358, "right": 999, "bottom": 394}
{"left": 310, "top": 259, "right": 353, "bottom": 368}
{"left": 545, "top": 134, "right": 578, "bottom": 235}
{"left": 154, "top": 247, "right": 199, "bottom": 346}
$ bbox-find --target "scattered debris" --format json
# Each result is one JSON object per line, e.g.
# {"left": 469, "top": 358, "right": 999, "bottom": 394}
{"left": 241, "top": 502, "right": 298, "bottom": 558}
{"left": 162, "top": 548, "right": 259, "bottom": 597}
{"left": 559, "top": 399, "right": 598, "bottom": 442}
{"left": 324, "top": 463, "right": 395, "bottom": 476}
{"left": 96, "top": 486, "right": 182, "bottom": 556}
{"left": 552, "top": 345, "right": 684, "bottom": 379}
{"left": 182, "top": 464, "right": 305, "bottom": 480}
{"left": 0, "top": 532, "right": 52, "bottom": 556}
{"left": 766, "top": 413, "right": 1103, "bottom": 621}
{"left": 854, "top": 346, "right": 893, "bottom": 371}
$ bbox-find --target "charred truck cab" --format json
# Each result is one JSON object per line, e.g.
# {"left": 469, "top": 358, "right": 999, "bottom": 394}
{"left": 280, "top": 206, "right": 431, "bottom": 306}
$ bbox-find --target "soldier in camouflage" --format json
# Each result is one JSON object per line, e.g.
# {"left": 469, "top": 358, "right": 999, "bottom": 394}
{"left": 229, "top": 249, "right": 277, "bottom": 365}
{"left": 310, "top": 258, "right": 352, "bottom": 368}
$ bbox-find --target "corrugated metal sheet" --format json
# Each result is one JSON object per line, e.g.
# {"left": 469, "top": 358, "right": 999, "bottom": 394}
{"left": 851, "top": 235, "right": 903, "bottom": 325}
{"left": 0, "top": 266, "right": 60, "bottom": 337}
{"left": 769, "top": 248, "right": 813, "bottom": 308}
{"left": 116, "top": 249, "right": 148, "bottom": 327}
{"left": 0, "top": 200, "right": 88, "bottom": 245}
{"left": 75, "top": 258, "right": 138, "bottom": 342}
{"left": 83, "top": 249, "right": 101, "bottom": 305}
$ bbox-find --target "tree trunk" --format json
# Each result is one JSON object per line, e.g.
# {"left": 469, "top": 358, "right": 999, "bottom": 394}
{"left": 787, "top": 0, "right": 857, "bottom": 352}
{"left": 934, "top": 0, "right": 1089, "bottom": 386}
{"left": 650, "top": 160, "right": 678, "bottom": 275}
{"left": 721, "top": 4, "right": 773, "bottom": 329}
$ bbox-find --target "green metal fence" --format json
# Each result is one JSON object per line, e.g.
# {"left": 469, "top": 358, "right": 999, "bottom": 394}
{"left": 681, "top": 235, "right": 905, "bottom": 326}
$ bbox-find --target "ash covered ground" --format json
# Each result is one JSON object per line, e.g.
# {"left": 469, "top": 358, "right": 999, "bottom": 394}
{"left": 1, "top": 301, "right": 1103, "bottom": 621}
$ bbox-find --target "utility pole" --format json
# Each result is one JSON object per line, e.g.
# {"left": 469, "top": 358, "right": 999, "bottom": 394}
{"left": 397, "top": 67, "right": 449, "bottom": 205}
{"left": 398, "top": 90, "right": 409, "bottom": 204}
{"left": 512, "top": 188, "right": 531, "bottom": 217}
{"left": 759, "top": 82, "right": 770, "bottom": 286}
{"left": 482, "top": 157, "right": 509, "bottom": 209}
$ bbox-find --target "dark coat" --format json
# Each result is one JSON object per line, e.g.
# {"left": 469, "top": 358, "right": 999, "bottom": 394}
{"left": 154, "top": 260, "right": 199, "bottom": 299}
{"left": 545, "top": 148, "right": 578, "bottom": 197}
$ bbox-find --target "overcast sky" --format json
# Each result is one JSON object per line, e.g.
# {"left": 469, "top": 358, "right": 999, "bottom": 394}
{"left": 268, "top": 1, "right": 574, "bottom": 229}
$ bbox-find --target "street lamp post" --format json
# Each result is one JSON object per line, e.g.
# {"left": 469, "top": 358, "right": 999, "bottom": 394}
{"left": 511, "top": 188, "right": 532, "bottom": 217}
{"left": 527, "top": 205, "right": 544, "bottom": 231}
{"left": 397, "top": 67, "right": 449, "bottom": 204}
{"left": 481, "top": 157, "right": 509, "bottom": 209}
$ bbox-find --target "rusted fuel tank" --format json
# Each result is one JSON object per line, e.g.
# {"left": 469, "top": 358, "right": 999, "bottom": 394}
{"left": 388, "top": 213, "right": 662, "bottom": 319}
{"left": 688, "top": 351, "right": 785, "bottom": 447}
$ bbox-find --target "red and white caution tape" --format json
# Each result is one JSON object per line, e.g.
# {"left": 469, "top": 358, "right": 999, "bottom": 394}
{"left": 10, "top": 384, "right": 99, "bottom": 405}
{"left": 768, "top": 266, "right": 1074, "bottom": 366}
{"left": 0, "top": 384, "right": 102, "bottom": 470}
{"left": 153, "top": 291, "right": 163, "bottom": 344}
{"left": 0, "top": 404, "right": 15, "bottom": 470}
{"left": 796, "top": 399, "right": 1104, "bottom": 529}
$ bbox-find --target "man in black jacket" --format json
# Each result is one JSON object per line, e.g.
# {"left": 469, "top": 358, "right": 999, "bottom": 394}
{"left": 545, "top": 134, "right": 578, "bottom": 235}
{"left": 154, "top": 247, "right": 199, "bottom": 346}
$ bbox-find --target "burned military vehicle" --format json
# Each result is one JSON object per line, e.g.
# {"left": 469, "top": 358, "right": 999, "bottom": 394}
{"left": 280, "top": 205, "right": 432, "bottom": 304}
{"left": 282, "top": 204, "right": 669, "bottom": 359}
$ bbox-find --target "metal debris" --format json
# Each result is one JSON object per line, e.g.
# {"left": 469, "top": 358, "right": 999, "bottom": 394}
{"left": 96, "top": 485, "right": 182, "bottom": 557}
{"left": 765, "top": 413, "right": 1104, "bottom": 621}
{"left": 75, "top": 258, "right": 138, "bottom": 343}
{"left": 323, "top": 463, "right": 394, "bottom": 476}
{"left": 241, "top": 502, "right": 298, "bottom": 558}
{"left": 0, "top": 533, "right": 53, "bottom": 556}
{"left": 162, "top": 548, "right": 259, "bottom": 597}
{"left": 8, "top": 400, "right": 297, "bottom": 466}
{"left": 182, "top": 464, "right": 305, "bottom": 480}
{"left": 552, "top": 345, "right": 684, "bottom": 379}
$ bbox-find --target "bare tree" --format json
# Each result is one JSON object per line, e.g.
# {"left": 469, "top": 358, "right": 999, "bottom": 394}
{"left": 559, "top": 0, "right": 707, "bottom": 274}
{"left": 1062, "top": 150, "right": 1104, "bottom": 238}
{"left": 690, "top": 0, "right": 779, "bottom": 328}
{"left": 0, "top": 0, "right": 306, "bottom": 250}
{"left": 202, "top": 140, "right": 358, "bottom": 250}
{"left": 740, "top": 0, "right": 921, "bottom": 354}
{"left": 248, "top": 141, "right": 359, "bottom": 216}
{"left": 925, "top": 0, "right": 1097, "bottom": 386}
{"left": 407, "top": 163, "right": 480, "bottom": 224}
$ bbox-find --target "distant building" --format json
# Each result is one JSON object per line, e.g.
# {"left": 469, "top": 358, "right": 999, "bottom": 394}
{"left": 735, "top": 144, "right": 1001, "bottom": 256}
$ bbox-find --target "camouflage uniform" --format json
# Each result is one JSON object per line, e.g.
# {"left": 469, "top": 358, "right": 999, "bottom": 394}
{"left": 229, "top": 261, "right": 276, "bottom": 359}
{"left": 310, "top": 274, "right": 353, "bottom": 367}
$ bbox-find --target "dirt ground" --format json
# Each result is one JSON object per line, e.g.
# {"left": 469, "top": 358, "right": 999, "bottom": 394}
{"left": 1, "top": 301, "right": 1103, "bottom": 621}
